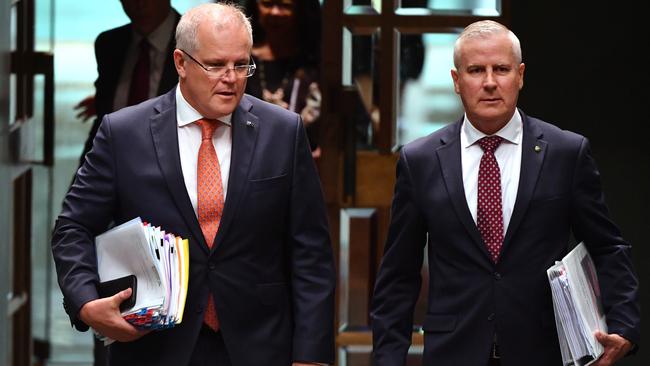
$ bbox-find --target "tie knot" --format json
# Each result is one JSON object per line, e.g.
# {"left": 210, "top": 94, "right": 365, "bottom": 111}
{"left": 196, "top": 118, "right": 220, "bottom": 140}
{"left": 478, "top": 135, "right": 503, "bottom": 154}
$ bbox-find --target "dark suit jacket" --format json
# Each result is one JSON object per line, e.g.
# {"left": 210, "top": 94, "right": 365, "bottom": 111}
{"left": 371, "top": 111, "right": 640, "bottom": 366}
{"left": 81, "top": 10, "right": 180, "bottom": 163}
{"left": 53, "top": 89, "right": 336, "bottom": 365}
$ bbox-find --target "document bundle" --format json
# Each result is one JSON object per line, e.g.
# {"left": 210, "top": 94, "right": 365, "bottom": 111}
{"left": 96, "top": 217, "right": 190, "bottom": 330}
{"left": 547, "top": 243, "right": 607, "bottom": 366}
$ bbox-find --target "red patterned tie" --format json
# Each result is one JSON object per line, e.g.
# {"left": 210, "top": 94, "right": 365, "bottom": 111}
{"left": 127, "top": 39, "right": 150, "bottom": 106}
{"left": 196, "top": 118, "right": 224, "bottom": 331}
{"left": 477, "top": 136, "right": 504, "bottom": 263}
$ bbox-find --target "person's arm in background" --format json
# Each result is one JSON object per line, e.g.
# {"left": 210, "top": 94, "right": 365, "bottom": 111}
{"left": 78, "top": 31, "right": 118, "bottom": 167}
{"left": 74, "top": 95, "right": 96, "bottom": 122}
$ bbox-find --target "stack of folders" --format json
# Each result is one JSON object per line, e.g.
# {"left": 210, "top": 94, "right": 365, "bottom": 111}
{"left": 95, "top": 217, "right": 190, "bottom": 331}
{"left": 547, "top": 242, "right": 607, "bottom": 366}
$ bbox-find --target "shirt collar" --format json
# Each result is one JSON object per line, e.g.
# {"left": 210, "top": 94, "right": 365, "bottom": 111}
{"left": 461, "top": 109, "right": 523, "bottom": 148}
{"left": 132, "top": 10, "right": 176, "bottom": 53}
{"left": 175, "top": 85, "right": 233, "bottom": 127}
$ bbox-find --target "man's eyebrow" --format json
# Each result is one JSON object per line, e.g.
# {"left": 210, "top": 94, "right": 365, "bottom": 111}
{"left": 204, "top": 57, "right": 250, "bottom": 64}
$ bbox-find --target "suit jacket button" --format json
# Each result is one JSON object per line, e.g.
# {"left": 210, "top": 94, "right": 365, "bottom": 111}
{"left": 488, "top": 313, "right": 496, "bottom": 321}
{"left": 208, "top": 263, "right": 216, "bottom": 271}
{"left": 493, "top": 272, "right": 502, "bottom": 280}
{"left": 196, "top": 306, "right": 203, "bottom": 314}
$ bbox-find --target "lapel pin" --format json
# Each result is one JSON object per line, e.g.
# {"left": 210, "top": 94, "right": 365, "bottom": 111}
{"left": 246, "top": 121, "right": 255, "bottom": 128}
{"left": 534, "top": 145, "right": 542, "bottom": 153}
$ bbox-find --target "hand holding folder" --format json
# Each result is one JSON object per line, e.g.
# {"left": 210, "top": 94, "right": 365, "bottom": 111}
{"left": 78, "top": 287, "right": 149, "bottom": 343}
{"left": 592, "top": 331, "right": 634, "bottom": 366}
{"left": 547, "top": 243, "right": 607, "bottom": 366}
{"left": 98, "top": 274, "right": 137, "bottom": 312}
{"left": 95, "top": 217, "right": 190, "bottom": 333}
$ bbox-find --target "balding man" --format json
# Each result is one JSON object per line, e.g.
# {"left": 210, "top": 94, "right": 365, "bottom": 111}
{"left": 52, "top": 4, "right": 335, "bottom": 366}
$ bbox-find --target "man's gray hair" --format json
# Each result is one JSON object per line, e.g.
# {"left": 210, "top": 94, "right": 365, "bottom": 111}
{"left": 453, "top": 20, "right": 522, "bottom": 69}
{"left": 175, "top": 3, "right": 253, "bottom": 54}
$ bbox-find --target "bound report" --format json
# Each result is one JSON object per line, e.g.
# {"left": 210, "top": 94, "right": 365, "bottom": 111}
{"left": 95, "top": 217, "right": 190, "bottom": 330}
{"left": 547, "top": 243, "right": 607, "bottom": 366}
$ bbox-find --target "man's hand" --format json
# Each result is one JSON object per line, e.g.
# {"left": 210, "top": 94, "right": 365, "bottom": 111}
{"left": 300, "top": 82, "right": 321, "bottom": 125}
{"left": 78, "top": 288, "right": 149, "bottom": 342}
{"left": 74, "top": 95, "right": 96, "bottom": 122}
{"left": 591, "top": 331, "right": 633, "bottom": 366}
{"left": 262, "top": 87, "right": 289, "bottom": 109}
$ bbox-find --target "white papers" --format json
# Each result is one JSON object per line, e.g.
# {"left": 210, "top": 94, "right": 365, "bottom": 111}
{"left": 96, "top": 217, "right": 165, "bottom": 313}
{"left": 547, "top": 243, "right": 607, "bottom": 366}
{"left": 95, "top": 217, "right": 189, "bottom": 330}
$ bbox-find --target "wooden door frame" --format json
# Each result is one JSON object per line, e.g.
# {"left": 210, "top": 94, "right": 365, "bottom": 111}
{"left": 1, "top": 1, "right": 14, "bottom": 363}
{"left": 2, "top": 0, "right": 55, "bottom": 364}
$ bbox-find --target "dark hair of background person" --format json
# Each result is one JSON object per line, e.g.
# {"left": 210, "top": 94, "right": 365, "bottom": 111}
{"left": 243, "top": 0, "right": 322, "bottom": 68}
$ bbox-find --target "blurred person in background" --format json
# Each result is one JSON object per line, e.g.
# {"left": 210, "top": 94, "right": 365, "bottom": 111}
{"left": 241, "top": 0, "right": 323, "bottom": 158}
{"left": 74, "top": 0, "right": 180, "bottom": 168}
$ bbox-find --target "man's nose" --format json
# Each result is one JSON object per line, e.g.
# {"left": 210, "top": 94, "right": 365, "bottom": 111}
{"left": 483, "top": 70, "right": 497, "bottom": 89}
{"left": 220, "top": 68, "right": 238, "bottom": 83}
{"left": 270, "top": 5, "right": 283, "bottom": 15}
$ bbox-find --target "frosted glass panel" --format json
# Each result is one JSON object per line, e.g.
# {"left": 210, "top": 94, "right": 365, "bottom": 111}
{"left": 346, "top": 0, "right": 381, "bottom": 14}
{"left": 399, "top": 0, "right": 500, "bottom": 15}
{"left": 343, "top": 28, "right": 380, "bottom": 149}
{"left": 397, "top": 32, "right": 464, "bottom": 146}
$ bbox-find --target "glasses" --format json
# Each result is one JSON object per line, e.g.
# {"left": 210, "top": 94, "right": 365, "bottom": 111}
{"left": 180, "top": 49, "right": 256, "bottom": 79}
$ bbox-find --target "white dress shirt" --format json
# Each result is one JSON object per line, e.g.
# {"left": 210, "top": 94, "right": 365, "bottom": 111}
{"left": 113, "top": 10, "right": 177, "bottom": 111}
{"left": 175, "top": 86, "right": 232, "bottom": 216}
{"left": 460, "top": 110, "right": 523, "bottom": 234}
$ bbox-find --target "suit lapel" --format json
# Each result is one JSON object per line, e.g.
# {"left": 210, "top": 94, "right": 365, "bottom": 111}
{"left": 212, "top": 97, "right": 258, "bottom": 253}
{"left": 437, "top": 121, "right": 491, "bottom": 261}
{"left": 150, "top": 91, "right": 209, "bottom": 255}
{"left": 502, "top": 111, "right": 546, "bottom": 252}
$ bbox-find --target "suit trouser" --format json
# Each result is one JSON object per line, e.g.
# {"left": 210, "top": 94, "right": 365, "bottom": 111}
{"left": 188, "top": 325, "right": 231, "bottom": 366}
{"left": 488, "top": 357, "right": 501, "bottom": 366}
{"left": 93, "top": 337, "right": 107, "bottom": 366}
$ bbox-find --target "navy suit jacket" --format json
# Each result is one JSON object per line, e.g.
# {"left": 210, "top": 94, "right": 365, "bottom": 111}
{"left": 371, "top": 111, "right": 640, "bottom": 366}
{"left": 81, "top": 10, "right": 180, "bottom": 163}
{"left": 53, "top": 89, "right": 336, "bottom": 365}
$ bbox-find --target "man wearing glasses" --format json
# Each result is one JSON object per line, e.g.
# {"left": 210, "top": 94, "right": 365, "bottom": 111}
{"left": 51, "top": 3, "right": 335, "bottom": 366}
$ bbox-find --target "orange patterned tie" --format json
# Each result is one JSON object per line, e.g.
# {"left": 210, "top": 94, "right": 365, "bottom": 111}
{"left": 196, "top": 118, "right": 224, "bottom": 332}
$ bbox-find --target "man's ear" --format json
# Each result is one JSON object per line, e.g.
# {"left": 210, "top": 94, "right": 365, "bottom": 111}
{"left": 173, "top": 49, "right": 187, "bottom": 78}
{"left": 451, "top": 69, "right": 460, "bottom": 94}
